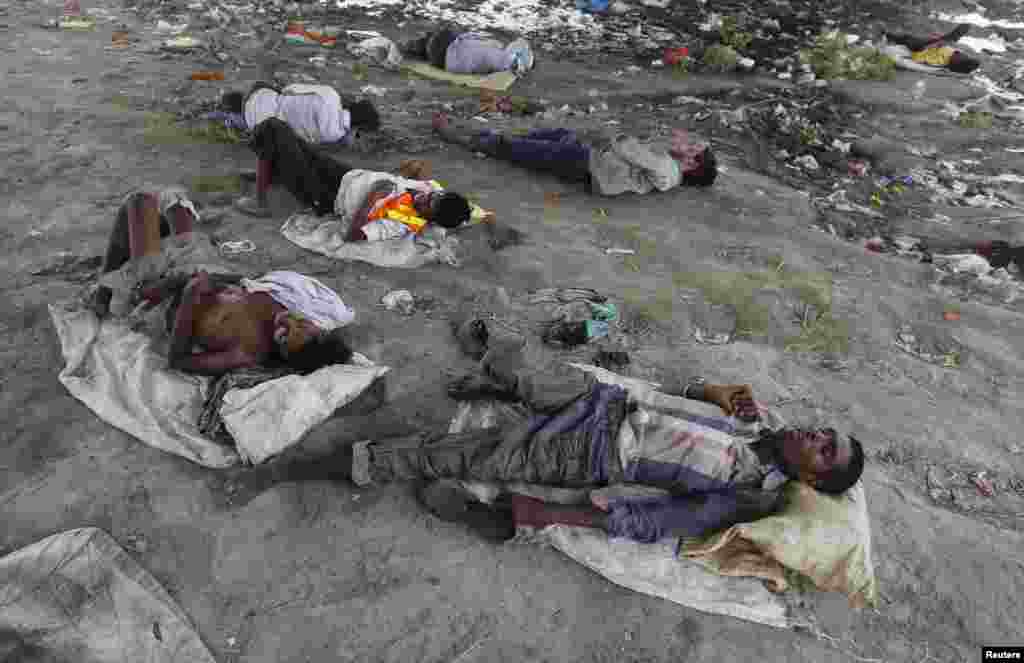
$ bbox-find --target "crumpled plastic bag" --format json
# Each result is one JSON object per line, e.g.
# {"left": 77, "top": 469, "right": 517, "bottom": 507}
{"left": 349, "top": 36, "right": 403, "bottom": 69}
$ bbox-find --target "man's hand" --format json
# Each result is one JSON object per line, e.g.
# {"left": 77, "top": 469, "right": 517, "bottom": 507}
{"left": 703, "top": 384, "right": 760, "bottom": 422}
{"left": 590, "top": 492, "right": 610, "bottom": 512}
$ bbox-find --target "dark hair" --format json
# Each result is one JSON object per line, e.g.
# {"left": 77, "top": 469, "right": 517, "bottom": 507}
{"left": 221, "top": 91, "right": 245, "bottom": 114}
{"left": 249, "top": 81, "right": 280, "bottom": 96}
{"left": 434, "top": 192, "right": 472, "bottom": 229}
{"left": 815, "top": 436, "right": 865, "bottom": 495}
{"left": 948, "top": 51, "right": 980, "bottom": 74}
{"left": 348, "top": 99, "right": 380, "bottom": 131}
{"left": 683, "top": 147, "right": 718, "bottom": 187}
{"left": 285, "top": 328, "right": 354, "bottom": 375}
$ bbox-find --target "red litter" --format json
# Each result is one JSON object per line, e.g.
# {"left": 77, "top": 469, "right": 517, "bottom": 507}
{"left": 848, "top": 160, "right": 868, "bottom": 177}
{"left": 865, "top": 237, "right": 886, "bottom": 253}
{"left": 663, "top": 47, "right": 690, "bottom": 66}
{"left": 971, "top": 473, "right": 995, "bottom": 497}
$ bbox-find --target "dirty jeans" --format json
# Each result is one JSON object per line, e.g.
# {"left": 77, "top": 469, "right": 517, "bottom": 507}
{"left": 476, "top": 128, "right": 592, "bottom": 183}
{"left": 250, "top": 118, "right": 353, "bottom": 215}
{"left": 445, "top": 34, "right": 516, "bottom": 74}
{"left": 360, "top": 380, "right": 629, "bottom": 487}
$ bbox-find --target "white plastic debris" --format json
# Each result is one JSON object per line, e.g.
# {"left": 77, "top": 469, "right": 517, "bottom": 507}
{"left": 349, "top": 36, "right": 403, "bottom": 68}
{"left": 381, "top": 289, "right": 415, "bottom": 314}
{"left": 959, "top": 34, "right": 1008, "bottom": 53}
{"left": 935, "top": 253, "right": 992, "bottom": 276}
{"left": 794, "top": 155, "right": 819, "bottom": 171}
{"left": 738, "top": 57, "right": 755, "bottom": 70}
{"left": 934, "top": 11, "right": 1024, "bottom": 30}
{"left": 360, "top": 85, "right": 387, "bottom": 97}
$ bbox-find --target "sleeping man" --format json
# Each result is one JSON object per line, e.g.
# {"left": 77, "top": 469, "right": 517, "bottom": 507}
{"left": 232, "top": 343, "right": 865, "bottom": 543}
{"left": 93, "top": 188, "right": 356, "bottom": 376}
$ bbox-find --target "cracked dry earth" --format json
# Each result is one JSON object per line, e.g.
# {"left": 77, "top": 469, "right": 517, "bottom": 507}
{"left": 2, "top": 0, "right": 1024, "bottom": 661}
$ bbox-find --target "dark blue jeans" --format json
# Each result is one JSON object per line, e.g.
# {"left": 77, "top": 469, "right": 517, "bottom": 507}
{"left": 477, "top": 128, "right": 591, "bottom": 183}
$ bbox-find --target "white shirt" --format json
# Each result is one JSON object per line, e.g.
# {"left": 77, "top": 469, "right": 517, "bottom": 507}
{"left": 244, "top": 84, "right": 351, "bottom": 144}
{"left": 334, "top": 169, "right": 438, "bottom": 241}
{"left": 241, "top": 270, "right": 355, "bottom": 330}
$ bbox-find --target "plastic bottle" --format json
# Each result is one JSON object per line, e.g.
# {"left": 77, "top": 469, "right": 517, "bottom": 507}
{"left": 190, "top": 71, "right": 225, "bottom": 81}
{"left": 911, "top": 80, "right": 926, "bottom": 101}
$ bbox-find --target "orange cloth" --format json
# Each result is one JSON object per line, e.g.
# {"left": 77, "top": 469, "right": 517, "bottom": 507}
{"left": 368, "top": 192, "right": 428, "bottom": 233}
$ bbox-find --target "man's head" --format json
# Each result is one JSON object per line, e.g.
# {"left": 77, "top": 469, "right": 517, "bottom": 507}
{"left": 273, "top": 312, "right": 354, "bottom": 374}
{"left": 771, "top": 428, "right": 865, "bottom": 495}
{"left": 413, "top": 190, "right": 472, "bottom": 229}
{"left": 221, "top": 91, "right": 245, "bottom": 114}
{"left": 670, "top": 128, "right": 717, "bottom": 187}
{"left": 348, "top": 99, "right": 381, "bottom": 131}
{"left": 280, "top": 326, "right": 355, "bottom": 374}
{"left": 682, "top": 146, "right": 717, "bottom": 187}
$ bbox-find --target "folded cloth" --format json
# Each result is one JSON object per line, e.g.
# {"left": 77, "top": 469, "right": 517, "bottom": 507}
{"left": 198, "top": 365, "right": 296, "bottom": 443}
{"left": 242, "top": 270, "right": 356, "bottom": 330}
{"left": 403, "top": 60, "right": 518, "bottom": 91}
{"left": 281, "top": 211, "right": 462, "bottom": 268}
{"left": 0, "top": 528, "right": 216, "bottom": 663}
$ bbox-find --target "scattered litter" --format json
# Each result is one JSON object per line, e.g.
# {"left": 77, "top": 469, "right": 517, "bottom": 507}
{"left": 543, "top": 319, "right": 609, "bottom": 347}
{"left": 605, "top": 248, "right": 636, "bottom": 255}
{"left": 163, "top": 35, "right": 202, "bottom": 50}
{"left": 959, "top": 34, "right": 1008, "bottom": 54}
{"left": 219, "top": 239, "right": 255, "bottom": 255}
{"left": 155, "top": 20, "right": 188, "bottom": 34}
{"left": 934, "top": 12, "right": 1024, "bottom": 31}
{"left": 190, "top": 71, "right": 224, "bottom": 81}
{"left": 360, "top": 85, "right": 387, "bottom": 97}
{"left": 663, "top": 46, "right": 689, "bottom": 66}
{"left": 794, "top": 155, "right": 819, "bottom": 171}
{"left": 971, "top": 472, "right": 995, "bottom": 497}
{"left": 933, "top": 253, "right": 992, "bottom": 276}
{"left": 309, "top": 55, "right": 327, "bottom": 67}
{"left": 694, "top": 327, "right": 732, "bottom": 345}
{"left": 349, "top": 36, "right": 403, "bottom": 68}
{"left": 593, "top": 349, "right": 630, "bottom": 370}
{"left": 576, "top": 0, "right": 609, "bottom": 14}
{"left": 381, "top": 289, "right": 415, "bottom": 315}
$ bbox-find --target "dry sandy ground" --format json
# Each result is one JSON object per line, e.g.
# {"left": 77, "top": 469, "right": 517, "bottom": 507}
{"left": 2, "top": 0, "right": 1024, "bottom": 661}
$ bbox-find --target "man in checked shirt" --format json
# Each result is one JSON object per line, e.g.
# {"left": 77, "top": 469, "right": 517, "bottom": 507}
{"left": 243, "top": 344, "right": 864, "bottom": 544}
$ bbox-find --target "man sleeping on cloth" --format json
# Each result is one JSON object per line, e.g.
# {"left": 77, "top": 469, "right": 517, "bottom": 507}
{"left": 234, "top": 119, "right": 473, "bottom": 244}
{"left": 233, "top": 342, "right": 865, "bottom": 543}
{"left": 91, "top": 188, "right": 355, "bottom": 376}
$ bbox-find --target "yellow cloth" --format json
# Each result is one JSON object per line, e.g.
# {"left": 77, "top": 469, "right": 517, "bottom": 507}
{"left": 403, "top": 61, "right": 518, "bottom": 92}
{"left": 911, "top": 46, "right": 954, "bottom": 66}
{"left": 680, "top": 480, "right": 877, "bottom": 608}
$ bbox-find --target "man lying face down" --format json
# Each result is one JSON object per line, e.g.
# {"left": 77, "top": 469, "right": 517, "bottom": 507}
{"left": 234, "top": 118, "right": 473, "bottom": 244}
{"left": 93, "top": 189, "right": 356, "bottom": 376}
{"left": 401, "top": 27, "right": 535, "bottom": 75}
{"left": 218, "top": 82, "right": 380, "bottom": 144}
{"left": 234, "top": 333, "right": 864, "bottom": 544}
{"left": 433, "top": 113, "right": 717, "bottom": 196}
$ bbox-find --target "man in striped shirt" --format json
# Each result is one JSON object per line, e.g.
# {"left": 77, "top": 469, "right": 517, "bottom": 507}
{"left": 241, "top": 345, "right": 864, "bottom": 544}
